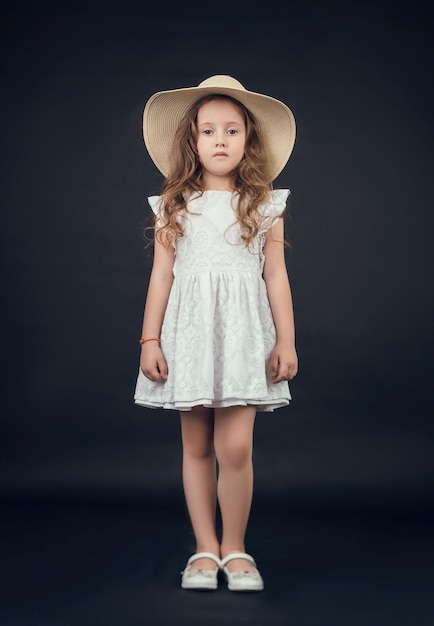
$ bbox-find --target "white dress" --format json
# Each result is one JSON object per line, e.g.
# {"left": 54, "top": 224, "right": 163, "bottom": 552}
{"left": 134, "top": 189, "right": 292, "bottom": 412}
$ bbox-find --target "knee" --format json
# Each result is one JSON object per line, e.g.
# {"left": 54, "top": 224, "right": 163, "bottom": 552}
{"left": 181, "top": 410, "right": 215, "bottom": 460}
{"left": 215, "top": 439, "right": 252, "bottom": 471}
{"left": 182, "top": 435, "right": 215, "bottom": 461}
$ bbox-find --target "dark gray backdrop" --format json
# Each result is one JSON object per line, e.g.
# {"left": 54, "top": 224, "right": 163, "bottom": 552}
{"left": 1, "top": 0, "right": 433, "bottom": 515}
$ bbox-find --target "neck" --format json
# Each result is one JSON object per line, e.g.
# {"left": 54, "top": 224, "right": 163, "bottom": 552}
{"left": 202, "top": 173, "right": 235, "bottom": 192}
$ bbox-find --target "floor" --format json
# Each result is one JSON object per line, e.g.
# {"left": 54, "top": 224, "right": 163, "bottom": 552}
{"left": 1, "top": 497, "right": 433, "bottom": 626}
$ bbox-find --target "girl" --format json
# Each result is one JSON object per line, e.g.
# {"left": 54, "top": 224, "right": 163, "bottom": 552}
{"left": 134, "top": 75, "right": 298, "bottom": 592}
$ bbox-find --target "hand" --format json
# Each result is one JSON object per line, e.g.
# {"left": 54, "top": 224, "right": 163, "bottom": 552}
{"left": 140, "top": 343, "right": 168, "bottom": 381}
{"left": 270, "top": 342, "right": 298, "bottom": 383}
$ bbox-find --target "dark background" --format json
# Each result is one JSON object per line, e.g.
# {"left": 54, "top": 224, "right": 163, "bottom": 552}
{"left": 1, "top": 1, "right": 433, "bottom": 624}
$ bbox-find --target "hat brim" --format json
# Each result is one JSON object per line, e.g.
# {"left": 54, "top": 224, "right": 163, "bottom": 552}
{"left": 143, "top": 82, "right": 296, "bottom": 182}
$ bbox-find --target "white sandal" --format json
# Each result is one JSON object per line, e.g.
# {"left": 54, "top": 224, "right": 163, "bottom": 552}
{"left": 181, "top": 552, "right": 222, "bottom": 590}
{"left": 221, "top": 552, "right": 264, "bottom": 592}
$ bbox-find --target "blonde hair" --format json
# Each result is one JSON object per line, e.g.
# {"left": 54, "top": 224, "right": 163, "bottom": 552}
{"left": 153, "top": 95, "right": 275, "bottom": 248}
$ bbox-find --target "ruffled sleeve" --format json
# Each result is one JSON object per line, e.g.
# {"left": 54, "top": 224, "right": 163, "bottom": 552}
{"left": 148, "top": 195, "right": 162, "bottom": 215}
{"left": 148, "top": 195, "right": 163, "bottom": 227}
{"left": 258, "top": 189, "right": 290, "bottom": 233}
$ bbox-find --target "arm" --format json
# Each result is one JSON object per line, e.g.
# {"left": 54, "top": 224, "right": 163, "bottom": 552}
{"left": 140, "top": 234, "right": 175, "bottom": 381}
{"left": 262, "top": 217, "right": 298, "bottom": 382}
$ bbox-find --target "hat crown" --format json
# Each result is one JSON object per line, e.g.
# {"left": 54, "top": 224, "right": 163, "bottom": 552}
{"left": 198, "top": 75, "right": 246, "bottom": 92}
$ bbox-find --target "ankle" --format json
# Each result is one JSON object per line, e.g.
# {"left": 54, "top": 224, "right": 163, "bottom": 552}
{"left": 220, "top": 545, "right": 246, "bottom": 559}
{"left": 196, "top": 544, "right": 221, "bottom": 557}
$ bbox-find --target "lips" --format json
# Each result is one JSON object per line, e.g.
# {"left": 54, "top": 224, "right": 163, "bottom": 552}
{"left": 213, "top": 152, "right": 228, "bottom": 157}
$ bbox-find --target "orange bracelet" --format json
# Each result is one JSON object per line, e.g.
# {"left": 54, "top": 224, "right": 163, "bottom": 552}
{"left": 139, "top": 337, "right": 161, "bottom": 345}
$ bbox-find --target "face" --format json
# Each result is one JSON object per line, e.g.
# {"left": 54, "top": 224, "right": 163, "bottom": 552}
{"left": 196, "top": 99, "right": 246, "bottom": 190}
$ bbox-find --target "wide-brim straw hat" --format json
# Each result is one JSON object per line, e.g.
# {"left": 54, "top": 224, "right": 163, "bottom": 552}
{"left": 143, "top": 75, "right": 296, "bottom": 183}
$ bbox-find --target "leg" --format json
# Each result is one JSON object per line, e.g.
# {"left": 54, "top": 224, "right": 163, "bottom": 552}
{"left": 214, "top": 405, "right": 257, "bottom": 573}
{"left": 180, "top": 406, "right": 220, "bottom": 570}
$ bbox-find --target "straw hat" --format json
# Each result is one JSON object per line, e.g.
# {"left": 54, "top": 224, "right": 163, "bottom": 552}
{"left": 143, "top": 75, "right": 296, "bottom": 183}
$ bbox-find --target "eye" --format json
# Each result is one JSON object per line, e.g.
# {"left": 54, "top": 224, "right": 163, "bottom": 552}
{"left": 227, "top": 129, "right": 238, "bottom": 135}
{"left": 201, "top": 129, "right": 213, "bottom": 135}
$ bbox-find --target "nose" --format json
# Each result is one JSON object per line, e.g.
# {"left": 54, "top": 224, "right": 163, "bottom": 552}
{"left": 215, "top": 132, "right": 226, "bottom": 147}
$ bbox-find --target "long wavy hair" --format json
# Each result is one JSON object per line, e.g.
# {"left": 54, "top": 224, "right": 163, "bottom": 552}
{"left": 153, "top": 94, "right": 275, "bottom": 248}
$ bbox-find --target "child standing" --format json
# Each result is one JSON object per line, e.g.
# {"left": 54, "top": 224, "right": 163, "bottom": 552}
{"left": 134, "top": 75, "right": 298, "bottom": 591}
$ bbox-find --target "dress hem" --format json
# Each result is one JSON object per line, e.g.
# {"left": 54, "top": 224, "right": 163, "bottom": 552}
{"left": 134, "top": 397, "right": 290, "bottom": 413}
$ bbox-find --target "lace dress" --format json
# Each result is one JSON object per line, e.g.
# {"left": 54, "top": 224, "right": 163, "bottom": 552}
{"left": 134, "top": 189, "right": 292, "bottom": 412}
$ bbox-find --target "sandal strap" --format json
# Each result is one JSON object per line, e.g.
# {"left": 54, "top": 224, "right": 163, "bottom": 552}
{"left": 186, "top": 552, "right": 222, "bottom": 567}
{"left": 221, "top": 552, "right": 256, "bottom": 568}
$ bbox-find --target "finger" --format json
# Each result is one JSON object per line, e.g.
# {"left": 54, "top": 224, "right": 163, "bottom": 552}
{"left": 270, "top": 354, "right": 279, "bottom": 378}
{"left": 272, "top": 371, "right": 285, "bottom": 383}
{"left": 273, "top": 373, "right": 286, "bottom": 383}
{"left": 141, "top": 364, "right": 160, "bottom": 382}
{"left": 157, "top": 357, "right": 168, "bottom": 380}
{"left": 273, "top": 362, "right": 291, "bottom": 383}
{"left": 288, "top": 365, "right": 298, "bottom": 379}
{"left": 141, "top": 370, "right": 156, "bottom": 381}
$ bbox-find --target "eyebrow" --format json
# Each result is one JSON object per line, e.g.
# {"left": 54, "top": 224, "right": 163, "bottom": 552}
{"left": 198, "top": 121, "right": 243, "bottom": 127}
